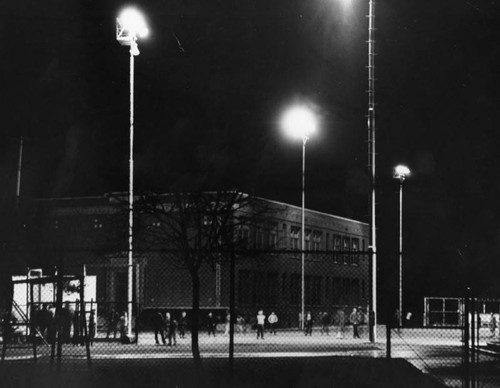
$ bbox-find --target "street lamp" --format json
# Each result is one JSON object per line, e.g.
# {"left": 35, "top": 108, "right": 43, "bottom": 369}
{"left": 116, "top": 6, "right": 148, "bottom": 339}
{"left": 393, "top": 164, "right": 410, "bottom": 324}
{"left": 281, "top": 105, "right": 317, "bottom": 330}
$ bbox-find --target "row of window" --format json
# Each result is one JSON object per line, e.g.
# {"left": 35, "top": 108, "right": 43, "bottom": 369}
{"left": 238, "top": 270, "right": 366, "bottom": 308}
{"left": 51, "top": 217, "right": 365, "bottom": 256}
{"left": 241, "top": 224, "right": 365, "bottom": 253}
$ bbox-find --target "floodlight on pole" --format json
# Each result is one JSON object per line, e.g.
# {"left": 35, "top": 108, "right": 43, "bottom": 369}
{"left": 281, "top": 105, "right": 317, "bottom": 330}
{"left": 393, "top": 164, "right": 410, "bottom": 323}
{"left": 116, "top": 6, "right": 148, "bottom": 339}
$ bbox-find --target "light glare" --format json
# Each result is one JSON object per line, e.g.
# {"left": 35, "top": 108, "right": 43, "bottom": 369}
{"left": 119, "top": 7, "right": 148, "bottom": 38}
{"left": 281, "top": 106, "right": 317, "bottom": 140}
{"left": 394, "top": 165, "right": 410, "bottom": 179}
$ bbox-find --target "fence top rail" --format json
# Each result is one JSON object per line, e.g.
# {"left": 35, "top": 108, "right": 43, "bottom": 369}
{"left": 11, "top": 275, "right": 82, "bottom": 285}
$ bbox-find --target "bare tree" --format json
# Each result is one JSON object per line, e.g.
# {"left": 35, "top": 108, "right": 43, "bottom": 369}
{"left": 134, "top": 190, "right": 274, "bottom": 367}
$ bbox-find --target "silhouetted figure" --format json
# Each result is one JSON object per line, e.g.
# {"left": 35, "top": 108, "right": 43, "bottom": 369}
{"left": 167, "top": 314, "right": 177, "bottom": 346}
{"left": 256, "top": 310, "right": 265, "bottom": 339}
{"left": 106, "top": 308, "right": 119, "bottom": 339}
{"left": 152, "top": 311, "right": 166, "bottom": 345}
{"left": 304, "top": 311, "right": 313, "bottom": 336}
{"left": 179, "top": 311, "right": 187, "bottom": 339}
{"left": 207, "top": 312, "right": 216, "bottom": 337}
{"left": 268, "top": 312, "right": 278, "bottom": 335}
{"left": 350, "top": 308, "right": 361, "bottom": 339}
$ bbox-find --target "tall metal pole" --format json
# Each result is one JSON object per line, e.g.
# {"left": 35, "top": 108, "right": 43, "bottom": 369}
{"left": 399, "top": 180, "right": 403, "bottom": 320}
{"left": 301, "top": 135, "right": 308, "bottom": 331}
{"left": 16, "top": 136, "right": 24, "bottom": 208}
{"left": 127, "top": 37, "right": 136, "bottom": 338}
{"left": 367, "top": 0, "right": 377, "bottom": 342}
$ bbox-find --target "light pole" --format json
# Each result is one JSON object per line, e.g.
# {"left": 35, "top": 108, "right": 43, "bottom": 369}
{"left": 281, "top": 105, "right": 317, "bottom": 330}
{"left": 116, "top": 7, "right": 148, "bottom": 338}
{"left": 393, "top": 165, "right": 410, "bottom": 322}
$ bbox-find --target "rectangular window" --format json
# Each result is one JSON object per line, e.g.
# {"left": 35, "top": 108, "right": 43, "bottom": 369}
{"left": 269, "top": 230, "right": 277, "bottom": 249}
{"left": 240, "top": 227, "right": 250, "bottom": 248}
{"left": 290, "top": 226, "right": 300, "bottom": 250}
{"left": 312, "top": 231, "right": 322, "bottom": 251}
{"left": 281, "top": 273, "right": 287, "bottom": 298}
{"left": 238, "top": 270, "right": 252, "bottom": 305}
{"left": 256, "top": 228, "right": 264, "bottom": 249}
{"left": 352, "top": 238, "right": 359, "bottom": 265}
{"left": 266, "top": 272, "right": 279, "bottom": 305}
{"left": 281, "top": 224, "right": 288, "bottom": 249}
{"left": 325, "top": 276, "right": 330, "bottom": 302}
{"left": 342, "top": 236, "right": 350, "bottom": 264}
{"left": 333, "top": 235, "right": 341, "bottom": 263}
{"left": 253, "top": 271, "right": 265, "bottom": 305}
{"left": 305, "top": 275, "right": 322, "bottom": 306}
{"left": 352, "top": 278, "right": 360, "bottom": 305}
{"left": 326, "top": 233, "right": 330, "bottom": 251}
{"left": 290, "top": 274, "right": 301, "bottom": 305}
{"left": 305, "top": 229, "right": 311, "bottom": 250}
{"left": 332, "top": 277, "right": 342, "bottom": 305}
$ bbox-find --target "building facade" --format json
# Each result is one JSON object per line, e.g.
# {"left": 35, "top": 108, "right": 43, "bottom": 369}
{"left": 35, "top": 193, "right": 369, "bottom": 327}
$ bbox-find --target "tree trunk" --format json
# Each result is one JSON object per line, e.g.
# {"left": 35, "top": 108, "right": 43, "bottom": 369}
{"left": 191, "top": 270, "right": 202, "bottom": 369}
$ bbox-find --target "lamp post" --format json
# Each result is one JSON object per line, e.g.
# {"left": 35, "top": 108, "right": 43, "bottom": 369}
{"left": 116, "top": 7, "right": 148, "bottom": 338}
{"left": 281, "top": 106, "right": 317, "bottom": 330}
{"left": 393, "top": 165, "right": 410, "bottom": 322}
{"left": 367, "top": 0, "right": 377, "bottom": 343}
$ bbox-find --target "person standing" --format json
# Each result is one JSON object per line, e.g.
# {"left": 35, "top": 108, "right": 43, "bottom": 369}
{"left": 152, "top": 311, "right": 166, "bottom": 345}
{"left": 179, "top": 311, "right": 187, "bottom": 339}
{"left": 304, "top": 311, "right": 313, "bottom": 336}
{"left": 268, "top": 312, "right": 278, "bottom": 335}
{"left": 207, "top": 312, "right": 216, "bottom": 337}
{"left": 167, "top": 313, "right": 177, "bottom": 346}
{"left": 256, "top": 310, "right": 265, "bottom": 339}
{"left": 349, "top": 308, "right": 361, "bottom": 339}
{"left": 106, "top": 307, "right": 119, "bottom": 339}
{"left": 118, "top": 312, "right": 128, "bottom": 341}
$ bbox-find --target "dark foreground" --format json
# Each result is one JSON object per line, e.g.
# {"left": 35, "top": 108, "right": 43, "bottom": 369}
{"left": 0, "top": 357, "right": 445, "bottom": 388}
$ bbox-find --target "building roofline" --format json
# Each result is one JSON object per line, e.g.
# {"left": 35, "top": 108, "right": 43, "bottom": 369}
{"left": 252, "top": 195, "right": 369, "bottom": 226}
{"left": 35, "top": 192, "right": 368, "bottom": 226}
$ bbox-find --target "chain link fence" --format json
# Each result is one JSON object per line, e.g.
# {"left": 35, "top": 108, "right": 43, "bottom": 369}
{"left": 2, "top": 249, "right": 499, "bottom": 387}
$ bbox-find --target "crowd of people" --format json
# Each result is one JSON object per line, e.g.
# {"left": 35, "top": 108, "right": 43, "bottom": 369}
{"left": 2, "top": 305, "right": 369, "bottom": 345}
{"left": 187, "top": 307, "right": 368, "bottom": 340}
{"left": 1, "top": 303, "right": 130, "bottom": 346}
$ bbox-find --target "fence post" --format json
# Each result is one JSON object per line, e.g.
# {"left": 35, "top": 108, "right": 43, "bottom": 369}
{"left": 368, "top": 247, "right": 375, "bottom": 343}
{"left": 464, "top": 287, "right": 470, "bottom": 388}
{"left": 228, "top": 250, "right": 235, "bottom": 383}
{"left": 386, "top": 311, "right": 391, "bottom": 359}
{"left": 55, "top": 261, "right": 64, "bottom": 362}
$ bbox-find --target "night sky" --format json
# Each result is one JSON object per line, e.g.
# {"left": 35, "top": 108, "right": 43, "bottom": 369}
{"left": 2, "top": 0, "right": 500, "bottom": 314}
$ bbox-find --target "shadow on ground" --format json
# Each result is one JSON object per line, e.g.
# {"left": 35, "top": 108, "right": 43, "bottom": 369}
{"left": 0, "top": 357, "right": 446, "bottom": 388}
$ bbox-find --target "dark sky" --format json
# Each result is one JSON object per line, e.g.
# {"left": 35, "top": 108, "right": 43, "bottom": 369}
{"left": 2, "top": 0, "right": 500, "bottom": 310}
